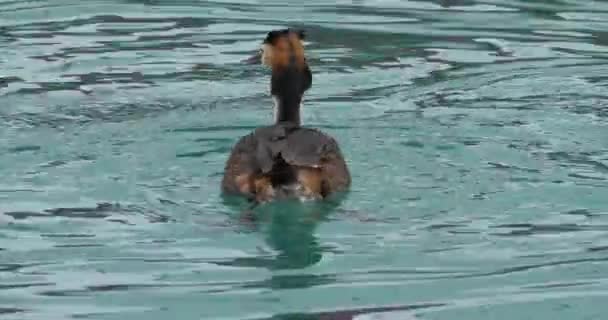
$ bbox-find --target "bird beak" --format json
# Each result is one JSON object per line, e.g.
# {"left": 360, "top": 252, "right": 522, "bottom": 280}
{"left": 243, "top": 51, "right": 262, "bottom": 64}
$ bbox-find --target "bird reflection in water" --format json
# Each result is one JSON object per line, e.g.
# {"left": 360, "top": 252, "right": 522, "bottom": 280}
{"left": 220, "top": 194, "right": 346, "bottom": 271}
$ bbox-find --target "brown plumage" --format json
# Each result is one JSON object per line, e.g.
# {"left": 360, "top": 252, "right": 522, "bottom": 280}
{"left": 262, "top": 30, "right": 307, "bottom": 70}
{"left": 221, "top": 29, "right": 351, "bottom": 203}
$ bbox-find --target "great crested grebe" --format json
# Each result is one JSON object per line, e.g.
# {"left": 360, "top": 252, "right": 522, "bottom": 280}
{"left": 221, "top": 28, "right": 351, "bottom": 203}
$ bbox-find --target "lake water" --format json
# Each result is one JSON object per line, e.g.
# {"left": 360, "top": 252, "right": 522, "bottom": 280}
{"left": 1, "top": 0, "right": 608, "bottom": 319}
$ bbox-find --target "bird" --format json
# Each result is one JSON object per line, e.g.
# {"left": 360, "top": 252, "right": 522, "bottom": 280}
{"left": 221, "top": 28, "right": 350, "bottom": 204}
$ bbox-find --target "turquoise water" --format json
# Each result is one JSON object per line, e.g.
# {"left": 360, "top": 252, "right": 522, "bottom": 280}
{"left": 1, "top": 0, "right": 608, "bottom": 319}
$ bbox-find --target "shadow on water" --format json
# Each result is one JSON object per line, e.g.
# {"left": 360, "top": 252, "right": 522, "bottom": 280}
{"left": 219, "top": 194, "right": 347, "bottom": 271}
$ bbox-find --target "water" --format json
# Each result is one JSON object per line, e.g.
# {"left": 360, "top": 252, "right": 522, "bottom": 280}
{"left": 1, "top": 0, "right": 608, "bottom": 319}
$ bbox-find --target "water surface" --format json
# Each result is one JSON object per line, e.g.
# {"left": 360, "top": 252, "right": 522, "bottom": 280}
{"left": 1, "top": 0, "right": 608, "bottom": 319}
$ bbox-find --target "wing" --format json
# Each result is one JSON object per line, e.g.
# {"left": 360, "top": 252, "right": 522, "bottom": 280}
{"left": 221, "top": 132, "right": 258, "bottom": 195}
{"left": 222, "top": 124, "right": 351, "bottom": 197}
{"left": 281, "top": 127, "right": 351, "bottom": 194}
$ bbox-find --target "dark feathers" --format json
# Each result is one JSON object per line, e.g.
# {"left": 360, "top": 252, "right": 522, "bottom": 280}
{"left": 231, "top": 123, "right": 342, "bottom": 174}
{"left": 263, "top": 28, "right": 305, "bottom": 45}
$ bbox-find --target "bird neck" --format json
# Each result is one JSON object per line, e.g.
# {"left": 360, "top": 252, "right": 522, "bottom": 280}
{"left": 270, "top": 65, "right": 311, "bottom": 126}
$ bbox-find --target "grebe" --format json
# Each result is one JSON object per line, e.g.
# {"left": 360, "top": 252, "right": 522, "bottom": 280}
{"left": 221, "top": 28, "right": 351, "bottom": 203}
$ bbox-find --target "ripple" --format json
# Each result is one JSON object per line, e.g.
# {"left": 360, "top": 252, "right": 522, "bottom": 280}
{"left": 175, "top": 146, "right": 231, "bottom": 158}
{"left": 2, "top": 202, "right": 174, "bottom": 224}
{"left": 2, "top": 0, "right": 608, "bottom": 319}
{"left": 0, "top": 307, "right": 25, "bottom": 315}
{"left": 491, "top": 223, "right": 608, "bottom": 236}
{"left": 253, "top": 303, "right": 446, "bottom": 320}
{"left": 7, "top": 145, "right": 41, "bottom": 153}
